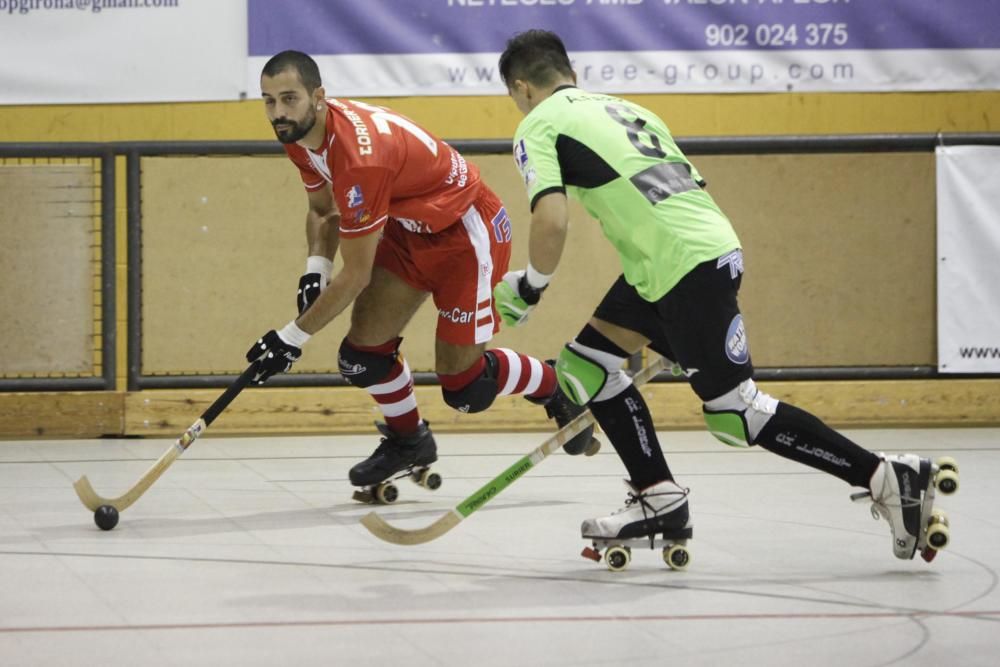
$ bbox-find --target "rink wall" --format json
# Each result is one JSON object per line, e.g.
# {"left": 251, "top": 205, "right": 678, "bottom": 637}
{"left": 2, "top": 93, "right": 1000, "bottom": 437}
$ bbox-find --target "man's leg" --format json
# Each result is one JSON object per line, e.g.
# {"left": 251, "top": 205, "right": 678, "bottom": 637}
{"left": 559, "top": 277, "right": 678, "bottom": 490}
{"left": 659, "top": 256, "right": 881, "bottom": 489}
{"left": 342, "top": 266, "right": 428, "bottom": 436}
{"left": 663, "top": 254, "right": 955, "bottom": 560}
{"left": 340, "top": 264, "right": 440, "bottom": 490}
{"left": 428, "top": 187, "right": 596, "bottom": 454}
{"left": 555, "top": 276, "right": 691, "bottom": 541}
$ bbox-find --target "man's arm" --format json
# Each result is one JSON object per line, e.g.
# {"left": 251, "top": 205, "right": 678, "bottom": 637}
{"left": 493, "top": 191, "right": 570, "bottom": 327}
{"left": 244, "top": 196, "right": 376, "bottom": 385}
{"left": 294, "top": 230, "right": 380, "bottom": 335}
{"left": 527, "top": 191, "right": 570, "bottom": 275}
{"left": 306, "top": 186, "right": 341, "bottom": 260}
{"left": 297, "top": 187, "right": 341, "bottom": 313}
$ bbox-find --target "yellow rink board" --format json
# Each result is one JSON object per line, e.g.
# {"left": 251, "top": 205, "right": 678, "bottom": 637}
{"left": 2, "top": 379, "right": 998, "bottom": 439}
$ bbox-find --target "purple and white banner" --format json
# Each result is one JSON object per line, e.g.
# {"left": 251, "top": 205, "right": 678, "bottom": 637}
{"left": 248, "top": 0, "right": 1000, "bottom": 96}
{"left": 936, "top": 146, "right": 1000, "bottom": 374}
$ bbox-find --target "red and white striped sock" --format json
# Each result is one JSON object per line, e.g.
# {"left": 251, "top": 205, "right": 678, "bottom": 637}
{"left": 351, "top": 340, "right": 421, "bottom": 435}
{"left": 489, "top": 348, "right": 556, "bottom": 400}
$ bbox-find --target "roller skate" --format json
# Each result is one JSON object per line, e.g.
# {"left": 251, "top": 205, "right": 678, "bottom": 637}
{"left": 349, "top": 421, "right": 442, "bottom": 504}
{"left": 580, "top": 479, "right": 693, "bottom": 572}
{"left": 851, "top": 453, "right": 959, "bottom": 562}
{"left": 525, "top": 361, "right": 601, "bottom": 456}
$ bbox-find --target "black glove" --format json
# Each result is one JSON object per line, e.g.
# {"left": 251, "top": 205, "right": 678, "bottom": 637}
{"left": 297, "top": 256, "right": 332, "bottom": 314}
{"left": 297, "top": 272, "right": 323, "bottom": 314}
{"left": 516, "top": 272, "right": 546, "bottom": 305}
{"left": 245, "top": 330, "right": 302, "bottom": 385}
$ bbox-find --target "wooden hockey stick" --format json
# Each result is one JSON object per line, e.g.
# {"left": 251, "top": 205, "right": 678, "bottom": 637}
{"left": 73, "top": 363, "right": 259, "bottom": 512}
{"left": 360, "top": 355, "right": 668, "bottom": 545}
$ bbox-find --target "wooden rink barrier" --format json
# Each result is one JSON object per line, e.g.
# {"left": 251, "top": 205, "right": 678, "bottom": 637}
{"left": 1, "top": 145, "right": 998, "bottom": 438}
{"left": 135, "top": 152, "right": 936, "bottom": 375}
{"left": 0, "top": 165, "right": 97, "bottom": 377}
{"left": 2, "top": 378, "right": 998, "bottom": 439}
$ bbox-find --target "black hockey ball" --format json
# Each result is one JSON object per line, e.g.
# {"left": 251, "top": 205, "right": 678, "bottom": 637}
{"left": 94, "top": 505, "right": 119, "bottom": 531}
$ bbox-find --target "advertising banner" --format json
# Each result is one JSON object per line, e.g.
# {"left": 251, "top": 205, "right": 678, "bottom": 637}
{"left": 936, "top": 146, "right": 1000, "bottom": 373}
{"left": 0, "top": 0, "right": 246, "bottom": 105}
{"left": 247, "top": 0, "right": 1000, "bottom": 97}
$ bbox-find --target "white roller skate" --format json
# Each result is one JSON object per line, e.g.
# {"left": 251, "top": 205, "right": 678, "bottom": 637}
{"left": 581, "top": 479, "right": 692, "bottom": 572}
{"left": 852, "top": 453, "right": 959, "bottom": 562}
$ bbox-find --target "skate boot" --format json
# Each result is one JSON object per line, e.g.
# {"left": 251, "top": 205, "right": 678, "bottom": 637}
{"left": 349, "top": 421, "right": 441, "bottom": 504}
{"left": 525, "top": 361, "right": 600, "bottom": 456}
{"left": 852, "top": 453, "right": 959, "bottom": 562}
{"left": 580, "top": 479, "right": 693, "bottom": 571}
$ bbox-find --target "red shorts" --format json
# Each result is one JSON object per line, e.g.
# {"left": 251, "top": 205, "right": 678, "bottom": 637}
{"left": 374, "top": 186, "right": 513, "bottom": 345}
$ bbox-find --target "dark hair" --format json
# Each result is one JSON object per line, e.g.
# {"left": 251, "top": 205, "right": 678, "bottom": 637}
{"left": 261, "top": 50, "right": 322, "bottom": 92}
{"left": 498, "top": 30, "right": 574, "bottom": 88}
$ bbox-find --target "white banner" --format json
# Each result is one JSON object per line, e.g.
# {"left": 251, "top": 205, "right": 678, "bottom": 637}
{"left": 0, "top": 0, "right": 246, "bottom": 105}
{"left": 248, "top": 49, "right": 1000, "bottom": 99}
{"left": 248, "top": 0, "right": 1000, "bottom": 97}
{"left": 936, "top": 146, "right": 1000, "bottom": 373}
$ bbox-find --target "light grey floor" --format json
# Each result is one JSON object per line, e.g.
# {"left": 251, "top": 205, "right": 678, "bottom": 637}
{"left": 0, "top": 427, "right": 997, "bottom": 667}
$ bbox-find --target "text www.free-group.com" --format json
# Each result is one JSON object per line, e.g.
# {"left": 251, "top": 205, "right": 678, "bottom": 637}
{"left": 448, "top": 58, "right": 856, "bottom": 88}
{"left": 958, "top": 346, "right": 1000, "bottom": 360}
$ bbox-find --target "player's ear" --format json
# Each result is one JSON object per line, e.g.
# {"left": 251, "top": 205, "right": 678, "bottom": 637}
{"left": 314, "top": 86, "right": 326, "bottom": 110}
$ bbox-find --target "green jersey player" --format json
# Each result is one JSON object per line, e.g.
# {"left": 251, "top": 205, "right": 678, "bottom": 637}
{"left": 493, "top": 30, "right": 959, "bottom": 567}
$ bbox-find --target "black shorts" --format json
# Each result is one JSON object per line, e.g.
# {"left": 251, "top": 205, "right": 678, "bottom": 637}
{"left": 593, "top": 250, "right": 753, "bottom": 401}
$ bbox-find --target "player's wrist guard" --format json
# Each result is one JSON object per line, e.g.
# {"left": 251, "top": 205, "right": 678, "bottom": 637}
{"left": 517, "top": 273, "right": 546, "bottom": 306}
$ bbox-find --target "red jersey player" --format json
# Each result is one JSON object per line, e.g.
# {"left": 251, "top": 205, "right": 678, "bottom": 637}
{"left": 246, "top": 51, "right": 598, "bottom": 502}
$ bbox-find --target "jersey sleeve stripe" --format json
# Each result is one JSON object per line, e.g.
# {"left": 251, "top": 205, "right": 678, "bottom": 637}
{"left": 530, "top": 186, "right": 566, "bottom": 212}
{"left": 340, "top": 214, "right": 388, "bottom": 235}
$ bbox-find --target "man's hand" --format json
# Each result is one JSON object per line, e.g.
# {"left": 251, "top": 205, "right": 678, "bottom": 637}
{"left": 245, "top": 328, "right": 304, "bottom": 385}
{"left": 493, "top": 269, "right": 546, "bottom": 327}
{"left": 297, "top": 273, "right": 323, "bottom": 314}
{"left": 297, "top": 256, "right": 332, "bottom": 314}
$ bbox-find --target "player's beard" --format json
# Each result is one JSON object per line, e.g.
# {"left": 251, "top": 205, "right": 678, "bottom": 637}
{"left": 272, "top": 107, "right": 317, "bottom": 144}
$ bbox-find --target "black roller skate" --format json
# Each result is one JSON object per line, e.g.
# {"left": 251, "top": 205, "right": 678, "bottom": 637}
{"left": 581, "top": 479, "right": 693, "bottom": 571}
{"left": 525, "top": 361, "right": 601, "bottom": 456}
{"left": 350, "top": 421, "right": 441, "bottom": 504}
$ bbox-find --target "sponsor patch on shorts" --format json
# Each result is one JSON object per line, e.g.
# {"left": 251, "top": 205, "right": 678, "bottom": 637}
{"left": 725, "top": 314, "right": 749, "bottom": 364}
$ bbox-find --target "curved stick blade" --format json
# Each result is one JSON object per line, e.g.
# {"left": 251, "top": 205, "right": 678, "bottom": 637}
{"left": 360, "top": 510, "right": 463, "bottom": 545}
{"left": 72, "top": 446, "right": 181, "bottom": 514}
{"left": 73, "top": 476, "right": 109, "bottom": 511}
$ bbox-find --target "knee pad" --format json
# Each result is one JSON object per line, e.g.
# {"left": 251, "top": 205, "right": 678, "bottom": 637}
{"left": 441, "top": 352, "right": 499, "bottom": 413}
{"left": 702, "top": 379, "right": 778, "bottom": 448}
{"left": 338, "top": 338, "right": 398, "bottom": 388}
{"left": 556, "top": 342, "right": 631, "bottom": 406}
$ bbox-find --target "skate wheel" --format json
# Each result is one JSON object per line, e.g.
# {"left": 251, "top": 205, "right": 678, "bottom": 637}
{"left": 375, "top": 482, "right": 399, "bottom": 504}
{"left": 935, "top": 468, "right": 959, "bottom": 495}
{"left": 926, "top": 517, "right": 950, "bottom": 550}
{"left": 584, "top": 438, "right": 601, "bottom": 457}
{"left": 605, "top": 545, "right": 630, "bottom": 572}
{"left": 581, "top": 546, "right": 602, "bottom": 562}
{"left": 663, "top": 544, "right": 691, "bottom": 571}
{"left": 419, "top": 470, "right": 442, "bottom": 491}
{"left": 936, "top": 456, "right": 959, "bottom": 474}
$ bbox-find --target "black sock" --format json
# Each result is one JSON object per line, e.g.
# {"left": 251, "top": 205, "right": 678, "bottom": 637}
{"left": 590, "top": 383, "right": 672, "bottom": 489}
{"left": 755, "top": 403, "right": 880, "bottom": 488}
